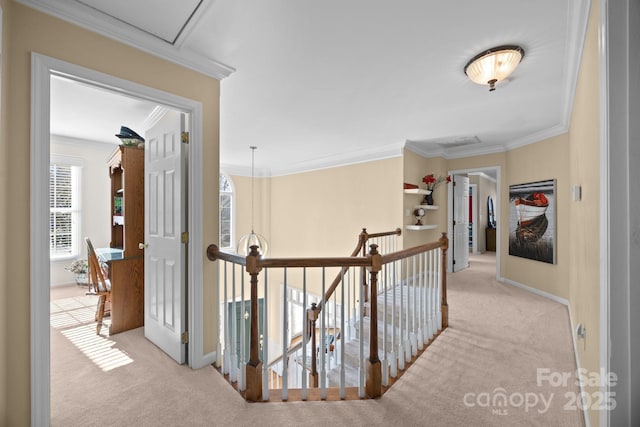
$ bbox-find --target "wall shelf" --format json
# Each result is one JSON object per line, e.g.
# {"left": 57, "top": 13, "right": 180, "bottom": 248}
{"left": 404, "top": 188, "right": 429, "bottom": 195}
{"left": 415, "top": 204, "right": 438, "bottom": 210}
{"left": 406, "top": 224, "right": 437, "bottom": 231}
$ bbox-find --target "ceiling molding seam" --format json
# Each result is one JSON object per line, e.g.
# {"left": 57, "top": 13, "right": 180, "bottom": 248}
{"left": 265, "top": 143, "right": 404, "bottom": 177}
{"left": 14, "top": 0, "right": 235, "bottom": 80}
{"left": 559, "top": 0, "right": 592, "bottom": 133}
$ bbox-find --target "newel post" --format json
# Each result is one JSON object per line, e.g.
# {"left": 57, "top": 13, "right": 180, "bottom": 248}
{"left": 366, "top": 244, "right": 382, "bottom": 398}
{"left": 439, "top": 233, "right": 449, "bottom": 329}
{"left": 245, "top": 245, "right": 263, "bottom": 401}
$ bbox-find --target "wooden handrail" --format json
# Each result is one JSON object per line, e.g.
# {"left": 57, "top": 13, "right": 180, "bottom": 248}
{"left": 206, "top": 229, "right": 449, "bottom": 401}
{"left": 380, "top": 233, "right": 447, "bottom": 264}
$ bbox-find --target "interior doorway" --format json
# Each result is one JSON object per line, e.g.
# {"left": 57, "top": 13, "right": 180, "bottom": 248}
{"left": 447, "top": 166, "right": 501, "bottom": 280}
{"left": 31, "top": 53, "right": 207, "bottom": 425}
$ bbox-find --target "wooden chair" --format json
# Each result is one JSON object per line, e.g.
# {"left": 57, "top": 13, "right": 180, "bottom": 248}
{"left": 85, "top": 237, "right": 111, "bottom": 334}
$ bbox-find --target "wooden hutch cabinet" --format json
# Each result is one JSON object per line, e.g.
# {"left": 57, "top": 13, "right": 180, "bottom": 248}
{"left": 104, "top": 145, "right": 145, "bottom": 334}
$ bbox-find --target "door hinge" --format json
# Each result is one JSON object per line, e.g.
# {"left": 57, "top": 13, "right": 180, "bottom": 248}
{"left": 453, "top": 220, "right": 456, "bottom": 226}
{"left": 453, "top": 259, "right": 456, "bottom": 265}
{"left": 181, "top": 132, "right": 190, "bottom": 144}
{"left": 181, "top": 331, "right": 189, "bottom": 344}
{"left": 181, "top": 231, "right": 189, "bottom": 244}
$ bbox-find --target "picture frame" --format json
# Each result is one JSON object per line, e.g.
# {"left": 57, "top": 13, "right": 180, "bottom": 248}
{"left": 508, "top": 179, "right": 557, "bottom": 264}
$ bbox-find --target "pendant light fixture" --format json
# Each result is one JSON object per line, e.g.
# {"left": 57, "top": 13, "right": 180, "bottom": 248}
{"left": 464, "top": 45, "right": 525, "bottom": 91}
{"left": 237, "top": 146, "right": 269, "bottom": 257}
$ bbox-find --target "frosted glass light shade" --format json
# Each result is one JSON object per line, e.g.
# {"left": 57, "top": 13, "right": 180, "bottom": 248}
{"left": 464, "top": 45, "right": 524, "bottom": 91}
{"left": 237, "top": 232, "right": 269, "bottom": 257}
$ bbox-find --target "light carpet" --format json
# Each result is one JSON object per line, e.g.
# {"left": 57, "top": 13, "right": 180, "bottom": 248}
{"left": 51, "top": 253, "right": 585, "bottom": 426}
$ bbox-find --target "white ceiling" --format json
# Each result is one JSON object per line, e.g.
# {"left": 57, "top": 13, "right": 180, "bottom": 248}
{"left": 34, "top": 0, "right": 590, "bottom": 176}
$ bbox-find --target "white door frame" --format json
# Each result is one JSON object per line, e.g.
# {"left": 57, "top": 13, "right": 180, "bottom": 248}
{"left": 469, "top": 183, "right": 478, "bottom": 254}
{"left": 447, "top": 166, "right": 501, "bottom": 279}
{"left": 30, "top": 53, "right": 208, "bottom": 425}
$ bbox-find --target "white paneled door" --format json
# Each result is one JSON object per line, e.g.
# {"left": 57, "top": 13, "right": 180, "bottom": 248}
{"left": 144, "top": 109, "right": 187, "bottom": 363}
{"left": 453, "top": 175, "right": 469, "bottom": 272}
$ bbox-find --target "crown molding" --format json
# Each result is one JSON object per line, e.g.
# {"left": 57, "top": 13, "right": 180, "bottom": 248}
{"left": 268, "top": 142, "right": 404, "bottom": 177}
{"left": 142, "top": 106, "right": 170, "bottom": 131}
{"left": 404, "top": 140, "right": 446, "bottom": 159}
{"left": 504, "top": 123, "right": 569, "bottom": 151}
{"left": 561, "top": 0, "right": 592, "bottom": 134}
{"left": 50, "top": 133, "right": 118, "bottom": 148}
{"left": 220, "top": 164, "right": 271, "bottom": 178}
{"left": 15, "top": 0, "right": 235, "bottom": 80}
{"left": 443, "top": 142, "right": 507, "bottom": 159}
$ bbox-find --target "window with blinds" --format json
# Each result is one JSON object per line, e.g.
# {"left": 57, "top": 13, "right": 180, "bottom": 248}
{"left": 50, "top": 163, "right": 81, "bottom": 259}
{"left": 219, "top": 174, "right": 233, "bottom": 249}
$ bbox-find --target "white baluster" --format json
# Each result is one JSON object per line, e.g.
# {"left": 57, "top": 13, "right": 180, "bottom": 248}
{"left": 390, "top": 260, "right": 397, "bottom": 378}
{"left": 320, "top": 268, "right": 327, "bottom": 399}
{"left": 404, "top": 258, "right": 411, "bottom": 363}
{"left": 340, "top": 269, "right": 346, "bottom": 399}
{"left": 223, "top": 262, "right": 230, "bottom": 375}
{"left": 382, "top": 263, "right": 389, "bottom": 386}
{"left": 230, "top": 264, "right": 238, "bottom": 383}
{"left": 301, "top": 268, "right": 307, "bottom": 400}
{"left": 239, "top": 270, "right": 246, "bottom": 391}
{"left": 358, "top": 266, "right": 365, "bottom": 398}
{"left": 437, "top": 249, "right": 442, "bottom": 331}
{"left": 282, "top": 268, "right": 288, "bottom": 401}
{"left": 398, "top": 259, "right": 405, "bottom": 371}
{"left": 417, "top": 253, "right": 424, "bottom": 350}
{"left": 262, "top": 269, "right": 269, "bottom": 401}
{"left": 410, "top": 255, "right": 417, "bottom": 357}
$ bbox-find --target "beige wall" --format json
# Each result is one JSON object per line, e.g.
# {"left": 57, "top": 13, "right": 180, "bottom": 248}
{"left": 504, "top": 134, "right": 571, "bottom": 300}
{"left": 1, "top": 3, "right": 220, "bottom": 424}
{"left": 270, "top": 157, "right": 403, "bottom": 258}
{"left": 402, "top": 149, "right": 448, "bottom": 249}
{"left": 568, "top": 2, "right": 602, "bottom": 425}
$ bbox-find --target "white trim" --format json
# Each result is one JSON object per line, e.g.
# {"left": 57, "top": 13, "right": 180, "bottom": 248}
{"left": 50, "top": 153, "right": 84, "bottom": 167}
{"left": 30, "top": 52, "right": 51, "bottom": 427}
{"left": 499, "top": 277, "right": 569, "bottom": 306}
{"left": 598, "top": 2, "right": 611, "bottom": 427}
{"left": 50, "top": 133, "right": 119, "bottom": 148}
{"left": 567, "top": 305, "right": 592, "bottom": 427}
{"left": 468, "top": 171, "right": 497, "bottom": 184}
{"left": 447, "top": 166, "right": 501, "bottom": 279}
{"left": 142, "top": 105, "right": 171, "bottom": 132}
{"left": 218, "top": 172, "right": 236, "bottom": 251}
{"left": 31, "top": 52, "right": 208, "bottom": 425}
{"left": 14, "top": 0, "right": 234, "bottom": 80}
{"left": 469, "top": 184, "right": 478, "bottom": 254}
{"left": 267, "top": 142, "right": 403, "bottom": 177}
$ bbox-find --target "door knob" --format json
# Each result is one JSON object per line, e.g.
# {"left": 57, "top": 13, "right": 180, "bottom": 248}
{"left": 139, "top": 243, "right": 148, "bottom": 250}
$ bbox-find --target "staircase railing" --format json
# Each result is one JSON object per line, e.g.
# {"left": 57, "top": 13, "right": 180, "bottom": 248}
{"left": 207, "top": 230, "right": 448, "bottom": 402}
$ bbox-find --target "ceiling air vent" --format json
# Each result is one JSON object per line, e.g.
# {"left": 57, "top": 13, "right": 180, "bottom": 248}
{"left": 435, "top": 136, "right": 482, "bottom": 149}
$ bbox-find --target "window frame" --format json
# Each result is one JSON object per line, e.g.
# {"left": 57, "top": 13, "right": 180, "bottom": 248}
{"left": 49, "top": 154, "right": 83, "bottom": 261}
{"left": 219, "top": 173, "right": 235, "bottom": 250}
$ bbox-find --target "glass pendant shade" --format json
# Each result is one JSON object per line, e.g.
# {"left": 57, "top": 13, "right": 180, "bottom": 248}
{"left": 236, "top": 146, "right": 269, "bottom": 257}
{"left": 464, "top": 45, "right": 524, "bottom": 91}
{"left": 237, "top": 231, "right": 269, "bottom": 257}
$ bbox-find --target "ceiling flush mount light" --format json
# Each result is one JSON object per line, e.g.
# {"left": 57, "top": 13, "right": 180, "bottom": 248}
{"left": 464, "top": 45, "right": 525, "bottom": 92}
{"left": 237, "top": 146, "right": 269, "bottom": 257}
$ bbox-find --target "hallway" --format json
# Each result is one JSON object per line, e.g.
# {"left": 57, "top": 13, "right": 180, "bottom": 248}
{"left": 50, "top": 252, "right": 584, "bottom": 426}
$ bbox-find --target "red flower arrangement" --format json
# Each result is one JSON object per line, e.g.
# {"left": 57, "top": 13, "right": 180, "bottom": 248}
{"left": 422, "top": 174, "right": 451, "bottom": 191}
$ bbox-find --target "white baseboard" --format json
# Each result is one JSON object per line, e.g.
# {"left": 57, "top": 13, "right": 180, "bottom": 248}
{"left": 196, "top": 351, "right": 217, "bottom": 369}
{"left": 499, "top": 276, "right": 589, "bottom": 426}
{"left": 499, "top": 277, "right": 569, "bottom": 306}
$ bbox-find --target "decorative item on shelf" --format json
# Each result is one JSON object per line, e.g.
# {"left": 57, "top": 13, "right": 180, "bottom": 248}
{"left": 65, "top": 258, "right": 88, "bottom": 286}
{"left": 422, "top": 173, "right": 451, "bottom": 205}
{"left": 403, "top": 182, "right": 419, "bottom": 190}
{"left": 237, "top": 146, "right": 269, "bottom": 257}
{"left": 424, "top": 190, "right": 434, "bottom": 206}
{"left": 413, "top": 207, "right": 425, "bottom": 225}
{"left": 115, "top": 126, "right": 145, "bottom": 147}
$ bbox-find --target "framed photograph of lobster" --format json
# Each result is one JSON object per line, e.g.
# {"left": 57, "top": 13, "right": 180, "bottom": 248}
{"left": 508, "top": 179, "right": 557, "bottom": 264}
